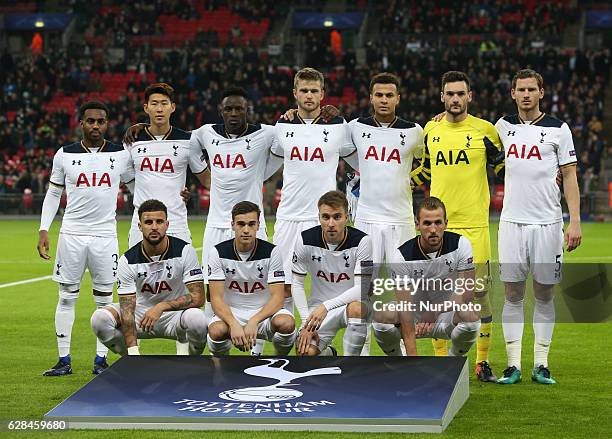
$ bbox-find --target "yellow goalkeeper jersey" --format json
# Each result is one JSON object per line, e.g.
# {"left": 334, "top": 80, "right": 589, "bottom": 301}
{"left": 410, "top": 114, "right": 504, "bottom": 228}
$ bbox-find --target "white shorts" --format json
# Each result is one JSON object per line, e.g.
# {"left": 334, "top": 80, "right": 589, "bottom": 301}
{"left": 52, "top": 233, "right": 118, "bottom": 287}
{"left": 202, "top": 226, "right": 268, "bottom": 282}
{"left": 498, "top": 220, "right": 564, "bottom": 284}
{"left": 354, "top": 221, "right": 416, "bottom": 267}
{"left": 273, "top": 219, "right": 319, "bottom": 284}
{"left": 128, "top": 211, "right": 192, "bottom": 248}
{"left": 109, "top": 303, "right": 199, "bottom": 340}
{"left": 313, "top": 305, "right": 349, "bottom": 352}
{"left": 209, "top": 306, "right": 294, "bottom": 341}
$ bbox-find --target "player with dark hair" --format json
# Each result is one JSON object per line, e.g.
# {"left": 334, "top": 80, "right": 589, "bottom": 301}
{"left": 346, "top": 72, "right": 424, "bottom": 355}
{"left": 411, "top": 71, "right": 504, "bottom": 381}
{"left": 37, "top": 101, "right": 133, "bottom": 375}
{"left": 206, "top": 201, "right": 295, "bottom": 355}
{"left": 495, "top": 69, "right": 581, "bottom": 385}
{"left": 126, "top": 82, "right": 209, "bottom": 247}
{"left": 90, "top": 199, "right": 208, "bottom": 356}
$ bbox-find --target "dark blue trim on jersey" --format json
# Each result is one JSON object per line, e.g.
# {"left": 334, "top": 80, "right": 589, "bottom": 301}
{"left": 398, "top": 231, "right": 461, "bottom": 261}
{"left": 136, "top": 126, "right": 191, "bottom": 141}
{"left": 124, "top": 236, "right": 189, "bottom": 264}
{"left": 533, "top": 114, "right": 564, "bottom": 128}
{"left": 103, "top": 142, "right": 126, "bottom": 152}
{"left": 502, "top": 114, "right": 522, "bottom": 125}
{"left": 502, "top": 113, "right": 564, "bottom": 128}
{"left": 215, "top": 238, "right": 275, "bottom": 261}
{"left": 276, "top": 115, "right": 345, "bottom": 125}
{"left": 301, "top": 225, "right": 366, "bottom": 251}
{"left": 62, "top": 142, "right": 86, "bottom": 153}
{"left": 357, "top": 116, "right": 416, "bottom": 129}
{"left": 212, "top": 123, "right": 262, "bottom": 138}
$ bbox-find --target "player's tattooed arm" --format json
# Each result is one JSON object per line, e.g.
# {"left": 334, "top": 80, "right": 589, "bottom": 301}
{"left": 119, "top": 294, "right": 138, "bottom": 349}
{"left": 160, "top": 281, "right": 205, "bottom": 311}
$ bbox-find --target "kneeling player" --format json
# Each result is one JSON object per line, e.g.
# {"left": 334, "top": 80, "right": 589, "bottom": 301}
{"left": 207, "top": 201, "right": 296, "bottom": 355}
{"left": 292, "top": 191, "right": 373, "bottom": 356}
{"left": 373, "top": 197, "right": 480, "bottom": 356}
{"left": 91, "top": 200, "right": 208, "bottom": 355}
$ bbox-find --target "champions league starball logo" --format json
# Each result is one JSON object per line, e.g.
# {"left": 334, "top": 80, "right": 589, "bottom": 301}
{"left": 218, "top": 359, "right": 342, "bottom": 402}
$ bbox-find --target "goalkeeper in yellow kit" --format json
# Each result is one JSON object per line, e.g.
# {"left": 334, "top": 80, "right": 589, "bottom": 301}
{"left": 411, "top": 71, "right": 504, "bottom": 382}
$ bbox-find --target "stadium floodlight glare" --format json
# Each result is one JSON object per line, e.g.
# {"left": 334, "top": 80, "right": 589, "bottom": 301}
{"left": 323, "top": 19, "right": 334, "bottom": 27}
{"left": 34, "top": 19, "right": 45, "bottom": 28}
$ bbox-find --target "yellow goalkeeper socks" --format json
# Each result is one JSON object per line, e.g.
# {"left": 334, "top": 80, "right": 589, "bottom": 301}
{"left": 432, "top": 338, "right": 448, "bottom": 356}
{"left": 476, "top": 321, "right": 492, "bottom": 364}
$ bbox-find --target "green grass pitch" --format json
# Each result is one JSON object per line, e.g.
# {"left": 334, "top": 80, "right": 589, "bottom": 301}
{"left": 0, "top": 219, "right": 610, "bottom": 438}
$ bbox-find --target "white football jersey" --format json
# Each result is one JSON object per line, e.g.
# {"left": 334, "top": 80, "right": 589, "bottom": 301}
{"left": 272, "top": 115, "right": 355, "bottom": 221}
{"left": 292, "top": 225, "right": 373, "bottom": 308}
{"left": 348, "top": 116, "right": 423, "bottom": 225}
{"left": 116, "top": 236, "right": 204, "bottom": 311}
{"left": 207, "top": 238, "right": 285, "bottom": 310}
{"left": 128, "top": 126, "right": 207, "bottom": 236}
{"left": 496, "top": 114, "right": 577, "bottom": 224}
{"left": 49, "top": 141, "right": 132, "bottom": 236}
{"left": 190, "top": 123, "right": 272, "bottom": 228}
{"left": 390, "top": 232, "right": 473, "bottom": 319}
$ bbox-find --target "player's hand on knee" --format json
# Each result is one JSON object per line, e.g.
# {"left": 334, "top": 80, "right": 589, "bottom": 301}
{"left": 321, "top": 104, "right": 340, "bottom": 122}
{"left": 281, "top": 108, "right": 298, "bottom": 121}
{"left": 565, "top": 222, "right": 582, "bottom": 252}
{"left": 431, "top": 111, "right": 446, "bottom": 122}
{"left": 243, "top": 320, "right": 258, "bottom": 351}
{"left": 123, "top": 123, "right": 146, "bottom": 146}
{"left": 37, "top": 230, "right": 50, "bottom": 260}
{"left": 140, "top": 305, "right": 163, "bottom": 332}
{"left": 305, "top": 305, "right": 327, "bottom": 331}
{"left": 296, "top": 329, "right": 316, "bottom": 355}
{"left": 230, "top": 323, "right": 248, "bottom": 351}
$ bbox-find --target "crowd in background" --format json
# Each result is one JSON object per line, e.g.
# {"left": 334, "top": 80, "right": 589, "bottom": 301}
{"left": 0, "top": 0, "right": 609, "bottom": 202}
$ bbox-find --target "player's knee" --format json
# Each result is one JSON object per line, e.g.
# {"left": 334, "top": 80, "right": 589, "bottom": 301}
{"left": 456, "top": 320, "right": 480, "bottom": 336}
{"left": 182, "top": 308, "right": 209, "bottom": 331}
{"left": 533, "top": 281, "right": 554, "bottom": 302}
{"left": 207, "top": 321, "right": 229, "bottom": 341}
{"left": 272, "top": 314, "right": 295, "bottom": 333}
{"left": 93, "top": 284, "right": 114, "bottom": 295}
{"left": 93, "top": 291, "right": 113, "bottom": 308}
{"left": 90, "top": 308, "right": 117, "bottom": 337}
{"left": 58, "top": 283, "right": 80, "bottom": 301}
{"left": 347, "top": 301, "right": 368, "bottom": 319}
{"left": 504, "top": 281, "right": 526, "bottom": 302}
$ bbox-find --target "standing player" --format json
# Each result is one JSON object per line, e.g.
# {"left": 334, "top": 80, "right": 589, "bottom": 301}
{"left": 374, "top": 197, "right": 481, "bottom": 357}
{"left": 126, "top": 83, "right": 208, "bottom": 247}
{"left": 292, "top": 191, "right": 373, "bottom": 356}
{"left": 206, "top": 201, "right": 296, "bottom": 355}
{"left": 411, "top": 71, "right": 504, "bottom": 381}
{"left": 270, "top": 68, "right": 355, "bottom": 312}
{"left": 347, "top": 72, "right": 424, "bottom": 354}
{"left": 191, "top": 86, "right": 279, "bottom": 355}
{"left": 495, "top": 69, "right": 581, "bottom": 385}
{"left": 37, "top": 101, "right": 132, "bottom": 376}
{"left": 90, "top": 200, "right": 208, "bottom": 355}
